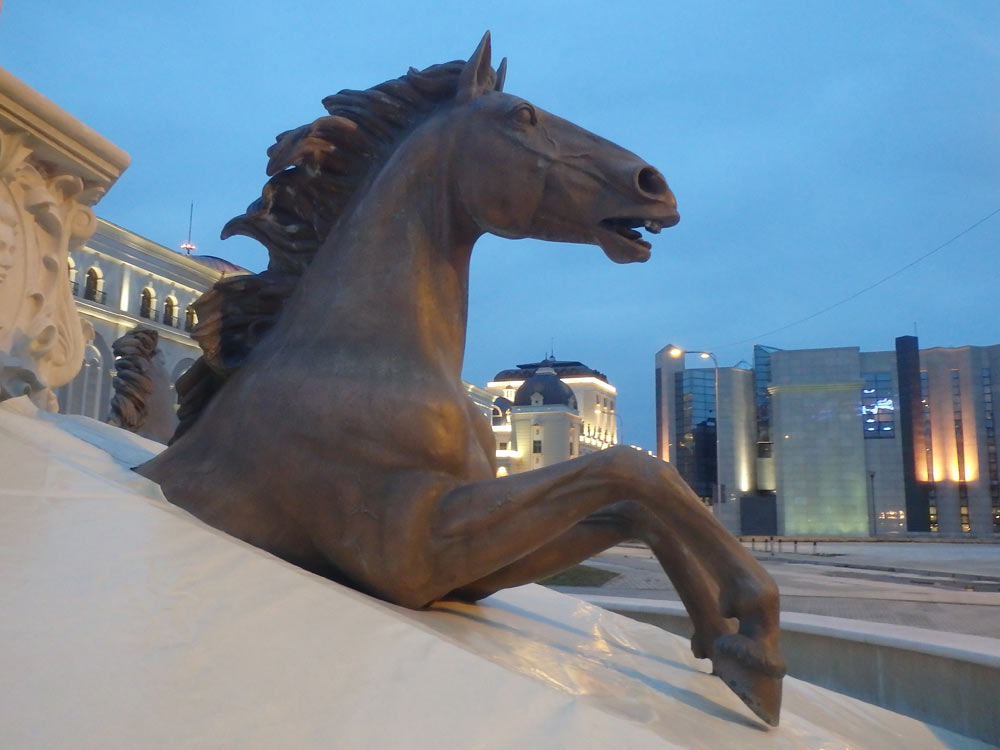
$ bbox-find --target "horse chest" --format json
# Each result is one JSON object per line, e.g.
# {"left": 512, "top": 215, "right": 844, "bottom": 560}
{"left": 238, "top": 364, "right": 493, "bottom": 480}
{"left": 387, "top": 397, "right": 491, "bottom": 476}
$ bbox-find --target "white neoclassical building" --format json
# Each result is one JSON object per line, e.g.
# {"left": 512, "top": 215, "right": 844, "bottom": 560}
{"left": 57, "top": 218, "right": 248, "bottom": 420}
{"left": 477, "top": 357, "right": 621, "bottom": 476}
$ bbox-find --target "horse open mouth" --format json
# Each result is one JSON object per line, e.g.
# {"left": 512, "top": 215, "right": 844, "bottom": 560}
{"left": 598, "top": 214, "right": 679, "bottom": 263}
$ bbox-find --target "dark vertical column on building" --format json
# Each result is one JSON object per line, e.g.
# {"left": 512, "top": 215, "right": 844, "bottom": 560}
{"left": 896, "top": 335, "right": 930, "bottom": 531}
{"left": 753, "top": 345, "right": 779, "bottom": 461}
{"left": 674, "top": 370, "right": 716, "bottom": 502}
{"left": 655, "top": 366, "right": 663, "bottom": 459}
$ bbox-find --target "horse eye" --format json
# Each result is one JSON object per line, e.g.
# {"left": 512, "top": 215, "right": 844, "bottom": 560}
{"left": 511, "top": 105, "right": 536, "bottom": 126}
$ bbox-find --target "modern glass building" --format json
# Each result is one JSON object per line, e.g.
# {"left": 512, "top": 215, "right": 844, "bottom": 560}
{"left": 673, "top": 369, "right": 716, "bottom": 500}
{"left": 655, "top": 346, "right": 756, "bottom": 534}
{"left": 656, "top": 336, "right": 1000, "bottom": 537}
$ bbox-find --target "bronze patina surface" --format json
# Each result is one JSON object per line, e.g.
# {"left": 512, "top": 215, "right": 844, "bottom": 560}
{"left": 138, "top": 33, "right": 785, "bottom": 725}
{"left": 107, "top": 326, "right": 177, "bottom": 443}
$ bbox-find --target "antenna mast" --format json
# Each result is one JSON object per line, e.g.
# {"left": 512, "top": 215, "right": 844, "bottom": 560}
{"left": 180, "top": 201, "right": 196, "bottom": 254}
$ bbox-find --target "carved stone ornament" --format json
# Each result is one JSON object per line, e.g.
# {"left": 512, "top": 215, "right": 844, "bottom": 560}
{"left": 0, "top": 68, "right": 128, "bottom": 409}
{"left": 107, "top": 326, "right": 178, "bottom": 443}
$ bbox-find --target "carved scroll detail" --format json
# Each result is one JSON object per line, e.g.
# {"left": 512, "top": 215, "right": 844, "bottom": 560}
{"left": 0, "top": 126, "right": 102, "bottom": 408}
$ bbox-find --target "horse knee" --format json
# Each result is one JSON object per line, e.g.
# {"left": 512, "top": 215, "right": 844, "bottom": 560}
{"left": 595, "top": 444, "right": 648, "bottom": 487}
{"left": 757, "top": 579, "right": 780, "bottom": 611}
{"left": 366, "top": 558, "right": 441, "bottom": 609}
{"left": 598, "top": 500, "right": 647, "bottom": 539}
{"left": 379, "top": 581, "right": 437, "bottom": 610}
{"left": 446, "top": 584, "right": 496, "bottom": 603}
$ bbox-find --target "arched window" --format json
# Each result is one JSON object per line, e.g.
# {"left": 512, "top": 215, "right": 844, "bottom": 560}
{"left": 67, "top": 257, "right": 77, "bottom": 295}
{"left": 83, "top": 267, "right": 103, "bottom": 303}
{"left": 163, "top": 296, "right": 178, "bottom": 327}
{"left": 140, "top": 287, "right": 155, "bottom": 319}
{"left": 184, "top": 305, "right": 197, "bottom": 332}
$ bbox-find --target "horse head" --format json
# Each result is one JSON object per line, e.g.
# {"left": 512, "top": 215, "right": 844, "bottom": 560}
{"left": 445, "top": 32, "right": 680, "bottom": 263}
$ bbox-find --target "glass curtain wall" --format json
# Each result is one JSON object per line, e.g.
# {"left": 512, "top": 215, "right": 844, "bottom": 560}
{"left": 674, "top": 370, "right": 716, "bottom": 502}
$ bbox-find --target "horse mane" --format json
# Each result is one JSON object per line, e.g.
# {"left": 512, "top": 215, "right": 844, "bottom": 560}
{"left": 107, "top": 327, "right": 159, "bottom": 433}
{"left": 172, "top": 59, "right": 499, "bottom": 443}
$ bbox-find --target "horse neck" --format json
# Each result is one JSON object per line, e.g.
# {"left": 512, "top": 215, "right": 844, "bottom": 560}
{"left": 278, "top": 141, "right": 479, "bottom": 381}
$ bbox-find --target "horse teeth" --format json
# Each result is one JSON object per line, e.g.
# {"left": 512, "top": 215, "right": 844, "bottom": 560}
{"left": 645, "top": 220, "right": 662, "bottom": 234}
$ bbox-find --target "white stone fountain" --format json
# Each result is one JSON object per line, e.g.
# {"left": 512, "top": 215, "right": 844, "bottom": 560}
{"left": 0, "top": 68, "right": 992, "bottom": 750}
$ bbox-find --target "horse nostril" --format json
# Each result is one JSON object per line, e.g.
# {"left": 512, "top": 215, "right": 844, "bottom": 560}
{"left": 636, "top": 167, "right": 668, "bottom": 197}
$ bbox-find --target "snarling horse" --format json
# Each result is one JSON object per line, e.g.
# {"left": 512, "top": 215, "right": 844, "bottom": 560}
{"left": 138, "top": 33, "right": 785, "bottom": 725}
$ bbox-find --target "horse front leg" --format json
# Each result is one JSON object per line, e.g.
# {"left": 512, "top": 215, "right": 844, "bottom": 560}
{"left": 446, "top": 501, "right": 734, "bottom": 661}
{"left": 411, "top": 446, "right": 784, "bottom": 725}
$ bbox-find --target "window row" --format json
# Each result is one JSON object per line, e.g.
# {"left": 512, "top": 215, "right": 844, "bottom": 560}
{"left": 861, "top": 372, "right": 895, "bottom": 439}
{"left": 70, "top": 264, "right": 198, "bottom": 331}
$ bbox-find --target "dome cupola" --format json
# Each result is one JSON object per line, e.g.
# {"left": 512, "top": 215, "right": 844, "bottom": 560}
{"left": 513, "top": 366, "right": 577, "bottom": 410}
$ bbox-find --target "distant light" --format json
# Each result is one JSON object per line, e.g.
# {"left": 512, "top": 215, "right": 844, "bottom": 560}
{"left": 668, "top": 347, "right": 683, "bottom": 358}
{"left": 699, "top": 352, "right": 710, "bottom": 359}
{"left": 860, "top": 398, "right": 894, "bottom": 415}
{"left": 180, "top": 241, "right": 196, "bottom": 255}
{"left": 784, "top": 434, "right": 790, "bottom": 439}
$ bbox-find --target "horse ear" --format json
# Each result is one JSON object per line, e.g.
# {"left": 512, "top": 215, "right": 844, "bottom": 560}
{"left": 457, "top": 31, "right": 493, "bottom": 102}
{"left": 494, "top": 57, "right": 507, "bottom": 92}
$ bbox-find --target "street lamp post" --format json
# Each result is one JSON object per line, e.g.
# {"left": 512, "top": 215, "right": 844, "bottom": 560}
{"left": 867, "top": 470, "right": 877, "bottom": 537}
{"left": 668, "top": 346, "right": 721, "bottom": 506}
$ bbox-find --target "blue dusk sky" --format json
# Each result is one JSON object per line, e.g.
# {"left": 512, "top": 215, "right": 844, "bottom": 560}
{"left": 2, "top": 2, "right": 998, "bottom": 449}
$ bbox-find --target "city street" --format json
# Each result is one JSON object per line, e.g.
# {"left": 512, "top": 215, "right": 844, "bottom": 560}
{"left": 551, "top": 541, "right": 1000, "bottom": 639}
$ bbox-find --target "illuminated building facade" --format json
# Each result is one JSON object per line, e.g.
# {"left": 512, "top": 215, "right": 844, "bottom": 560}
{"left": 483, "top": 357, "right": 619, "bottom": 475}
{"left": 654, "top": 346, "right": 756, "bottom": 532}
{"left": 56, "top": 218, "right": 248, "bottom": 420}
{"left": 900, "top": 339, "right": 1000, "bottom": 536}
{"left": 656, "top": 337, "right": 1000, "bottom": 537}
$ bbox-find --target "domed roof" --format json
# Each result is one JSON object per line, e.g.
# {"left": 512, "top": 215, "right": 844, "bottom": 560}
{"left": 493, "top": 396, "right": 513, "bottom": 415}
{"left": 493, "top": 356, "right": 608, "bottom": 384}
{"left": 513, "top": 367, "right": 578, "bottom": 409}
{"left": 191, "top": 255, "right": 251, "bottom": 275}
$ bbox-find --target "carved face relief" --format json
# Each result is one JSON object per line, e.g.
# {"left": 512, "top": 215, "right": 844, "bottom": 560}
{"left": 0, "top": 219, "right": 14, "bottom": 287}
{"left": 0, "top": 134, "right": 93, "bottom": 405}
{"left": 0, "top": 228, "right": 13, "bottom": 285}
{"left": 0, "top": 189, "right": 23, "bottom": 336}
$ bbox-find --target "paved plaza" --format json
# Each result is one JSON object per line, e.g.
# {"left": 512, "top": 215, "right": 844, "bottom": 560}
{"left": 551, "top": 541, "right": 1000, "bottom": 639}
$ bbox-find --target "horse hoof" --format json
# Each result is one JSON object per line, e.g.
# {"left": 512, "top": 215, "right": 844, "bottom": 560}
{"left": 690, "top": 634, "right": 711, "bottom": 660}
{"left": 712, "top": 634, "right": 784, "bottom": 727}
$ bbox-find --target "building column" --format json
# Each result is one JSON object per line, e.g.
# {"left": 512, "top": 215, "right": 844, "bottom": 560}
{"left": 895, "top": 335, "right": 931, "bottom": 532}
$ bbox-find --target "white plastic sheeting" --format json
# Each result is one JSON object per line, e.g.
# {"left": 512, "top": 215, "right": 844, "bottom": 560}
{"left": 1, "top": 396, "right": 994, "bottom": 749}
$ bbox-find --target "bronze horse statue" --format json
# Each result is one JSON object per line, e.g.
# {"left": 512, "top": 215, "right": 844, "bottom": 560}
{"left": 139, "top": 33, "right": 785, "bottom": 725}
